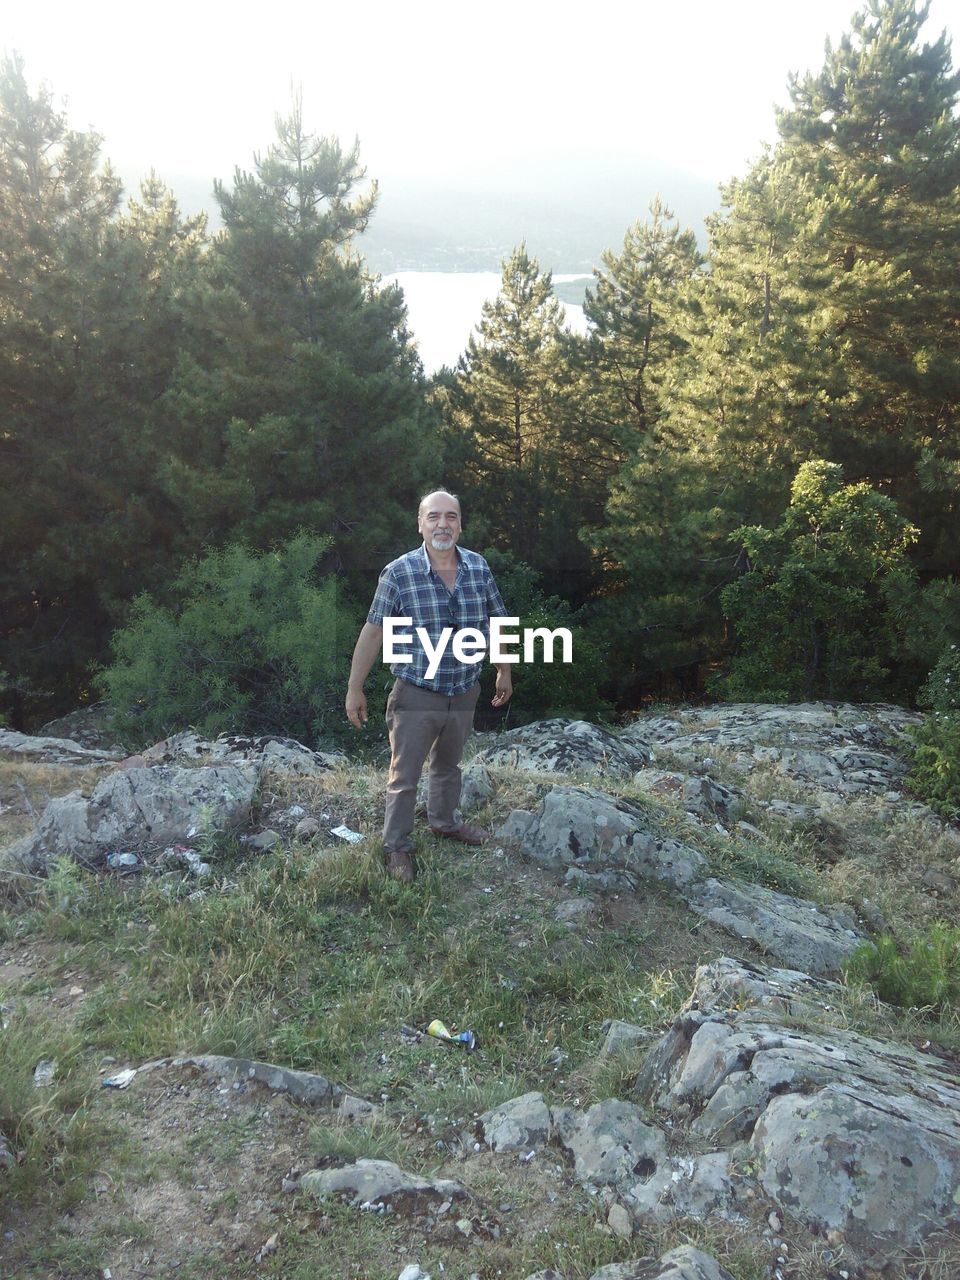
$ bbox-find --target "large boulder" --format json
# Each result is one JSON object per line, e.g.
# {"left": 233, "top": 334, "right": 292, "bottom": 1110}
{"left": 3, "top": 763, "right": 257, "bottom": 874}
{"left": 478, "top": 720, "right": 651, "bottom": 778}
{"left": 478, "top": 1091, "right": 552, "bottom": 1152}
{"left": 619, "top": 703, "right": 918, "bottom": 798}
{"left": 637, "top": 958, "right": 960, "bottom": 1258}
{"left": 552, "top": 1098, "right": 667, "bottom": 1191}
{"left": 497, "top": 787, "right": 705, "bottom": 889}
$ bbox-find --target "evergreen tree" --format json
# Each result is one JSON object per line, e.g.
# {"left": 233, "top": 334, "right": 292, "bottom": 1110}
{"left": 582, "top": 197, "right": 701, "bottom": 448}
{"left": 0, "top": 56, "right": 205, "bottom": 721}
{"left": 439, "top": 245, "right": 596, "bottom": 598}
{"left": 158, "top": 98, "right": 433, "bottom": 572}
{"left": 592, "top": 0, "right": 960, "bottom": 692}
{"left": 773, "top": 0, "right": 960, "bottom": 574}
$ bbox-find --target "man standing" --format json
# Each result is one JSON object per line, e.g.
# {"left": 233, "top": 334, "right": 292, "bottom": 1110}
{"left": 345, "top": 490, "right": 513, "bottom": 882}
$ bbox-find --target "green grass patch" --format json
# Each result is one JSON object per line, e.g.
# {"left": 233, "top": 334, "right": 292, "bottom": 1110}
{"left": 0, "top": 1005, "right": 102, "bottom": 1223}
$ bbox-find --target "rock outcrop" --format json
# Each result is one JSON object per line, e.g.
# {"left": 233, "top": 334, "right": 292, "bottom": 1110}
{"left": 497, "top": 786, "right": 706, "bottom": 889}
{"left": 478, "top": 719, "right": 652, "bottom": 778}
{"left": 636, "top": 957, "right": 960, "bottom": 1257}
{"left": 3, "top": 763, "right": 257, "bottom": 874}
{"left": 497, "top": 785, "right": 864, "bottom": 974}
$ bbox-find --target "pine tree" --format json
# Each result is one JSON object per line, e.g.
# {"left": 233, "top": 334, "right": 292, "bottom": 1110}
{"left": 582, "top": 197, "right": 701, "bottom": 448}
{"left": 592, "top": 0, "right": 960, "bottom": 693}
{"left": 158, "top": 98, "right": 433, "bottom": 573}
{"left": 773, "top": 0, "right": 960, "bottom": 574}
{"left": 0, "top": 57, "right": 204, "bottom": 720}
{"left": 439, "top": 244, "right": 597, "bottom": 597}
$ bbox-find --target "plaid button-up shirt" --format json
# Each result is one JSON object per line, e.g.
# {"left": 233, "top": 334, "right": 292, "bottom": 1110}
{"left": 367, "top": 544, "right": 508, "bottom": 695}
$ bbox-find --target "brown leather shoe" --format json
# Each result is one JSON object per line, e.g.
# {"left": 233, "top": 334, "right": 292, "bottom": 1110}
{"left": 429, "top": 823, "right": 489, "bottom": 846}
{"left": 385, "top": 848, "right": 414, "bottom": 883}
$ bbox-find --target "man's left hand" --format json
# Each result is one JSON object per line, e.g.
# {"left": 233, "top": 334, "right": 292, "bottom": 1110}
{"left": 491, "top": 667, "right": 513, "bottom": 708}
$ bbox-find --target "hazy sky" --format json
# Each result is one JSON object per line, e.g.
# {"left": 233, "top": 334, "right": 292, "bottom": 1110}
{"left": 5, "top": 0, "right": 957, "bottom": 206}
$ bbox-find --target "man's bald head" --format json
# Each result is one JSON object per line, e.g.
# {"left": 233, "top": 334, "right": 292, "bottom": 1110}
{"left": 418, "top": 489, "right": 461, "bottom": 519}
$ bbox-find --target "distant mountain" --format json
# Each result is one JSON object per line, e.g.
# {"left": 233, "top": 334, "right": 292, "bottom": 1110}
{"left": 117, "top": 154, "right": 721, "bottom": 276}
{"left": 361, "top": 154, "right": 720, "bottom": 273}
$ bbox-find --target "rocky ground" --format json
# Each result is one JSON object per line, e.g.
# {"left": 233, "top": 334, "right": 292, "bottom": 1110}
{"left": 0, "top": 702, "right": 958, "bottom": 1279}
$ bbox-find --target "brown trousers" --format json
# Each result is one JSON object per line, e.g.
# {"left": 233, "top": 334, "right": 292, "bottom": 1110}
{"left": 383, "top": 678, "right": 482, "bottom": 854}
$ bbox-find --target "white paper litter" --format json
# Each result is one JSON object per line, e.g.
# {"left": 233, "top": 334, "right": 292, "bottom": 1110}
{"left": 330, "top": 824, "right": 364, "bottom": 843}
{"left": 101, "top": 1068, "right": 137, "bottom": 1089}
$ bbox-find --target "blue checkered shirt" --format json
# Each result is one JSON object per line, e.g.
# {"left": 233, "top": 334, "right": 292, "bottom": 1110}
{"left": 367, "top": 544, "right": 508, "bottom": 695}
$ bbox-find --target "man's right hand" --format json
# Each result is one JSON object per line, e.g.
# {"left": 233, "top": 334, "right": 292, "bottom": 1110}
{"left": 346, "top": 688, "right": 368, "bottom": 729}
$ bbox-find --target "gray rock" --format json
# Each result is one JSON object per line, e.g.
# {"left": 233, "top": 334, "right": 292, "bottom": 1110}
{"left": 0, "top": 728, "right": 121, "bottom": 764}
{"left": 619, "top": 703, "right": 919, "bottom": 801}
{"left": 607, "top": 1202, "right": 633, "bottom": 1238}
{"left": 460, "top": 759, "right": 494, "bottom": 813}
{"left": 175, "top": 1055, "right": 374, "bottom": 1114}
{"left": 763, "top": 799, "right": 821, "bottom": 821}
{"left": 4, "top": 763, "right": 257, "bottom": 874}
{"left": 636, "top": 973, "right": 960, "bottom": 1257}
{"left": 563, "top": 867, "right": 638, "bottom": 893}
{"left": 553, "top": 1098, "right": 667, "bottom": 1189}
{"left": 554, "top": 898, "right": 601, "bottom": 927}
{"left": 299, "top": 1158, "right": 470, "bottom": 1214}
{"left": 620, "top": 716, "right": 680, "bottom": 746}
{"left": 496, "top": 787, "right": 705, "bottom": 889}
{"left": 589, "top": 1247, "right": 733, "bottom": 1280}
{"left": 599, "top": 1020, "right": 657, "bottom": 1057}
{"left": 479, "top": 720, "right": 651, "bottom": 778}
{"left": 633, "top": 770, "right": 742, "bottom": 824}
{"left": 37, "top": 703, "right": 121, "bottom": 751}
{"left": 686, "top": 956, "right": 844, "bottom": 1018}
{"left": 686, "top": 877, "right": 863, "bottom": 976}
{"left": 628, "top": 1151, "right": 734, "bottom": 1223}
{"left": 754, "top": 1084, "right": 960, "bottom": 1256}
{"left": 143, "top": 731, "right": 343, "bottom": 775}
{"left": 478, "top": 1092, "right": 552, "bottom": 1152}
{"left": 248, "top": 829, "right": 282, "bottom": 851}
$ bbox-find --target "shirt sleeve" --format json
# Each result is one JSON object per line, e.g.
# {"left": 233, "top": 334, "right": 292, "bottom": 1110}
{"left": 484, "top": 561, "right": 508, "bottom": 618}
{"left": 367, "top": 566, "right": 402, "bottom": 626}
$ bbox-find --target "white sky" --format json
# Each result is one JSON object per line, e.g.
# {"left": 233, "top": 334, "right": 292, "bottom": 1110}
{"left": 5, "top": 0, "right": 957, "bottom": 203}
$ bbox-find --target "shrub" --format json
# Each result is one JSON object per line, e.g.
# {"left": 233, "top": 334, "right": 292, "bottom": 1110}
{"left": 908, "top": 714, "right": 960, "bottom": 820}
{"left": 846, "top": 922, "right": 960, "bottom": 1013}
{"left": 714, "top": 460, "right": 917, "bottom": 702}
{"left": 907, "top": 644, "right": 960, "bottom": 819}
{"left": 100, "top": 533, "right": 359, "bottom": 747}
{"left": 480, "top": 549, "right": 611, "bottom": 725}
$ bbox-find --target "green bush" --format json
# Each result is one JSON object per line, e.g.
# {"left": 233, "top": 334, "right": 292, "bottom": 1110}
{"left": 918, "top": 643, "right": 960, "bottom": 716}
{"left": 100, "top": 533, "right": 359, "bottom": 747}
{"left": 481, "top": 549, "right": 611, "bottom": 725}
{"left": 846, "top": 922, "right": 960, "bottom": 1012}
{"left": 908, "top": 713, "right": 960, "bottom": 820}
{"left": 907, "top": 645, "right": 960, "bottom": 819}
{"left": 714, "top": 460, "right": 917, "bottom": 702}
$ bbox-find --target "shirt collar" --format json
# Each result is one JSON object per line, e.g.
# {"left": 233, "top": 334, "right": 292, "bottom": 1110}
{"left": 417, "top": 542, "right": 461, "bottom": 574}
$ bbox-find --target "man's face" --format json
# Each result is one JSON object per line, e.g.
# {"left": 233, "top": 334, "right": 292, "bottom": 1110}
{"left": 418, "top": 493, "right": 462, "bottom": 553}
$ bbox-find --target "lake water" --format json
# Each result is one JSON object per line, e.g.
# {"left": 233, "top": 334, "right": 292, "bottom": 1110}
{"left": 385, "top": 271, "right": 590, "bottom": 374}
